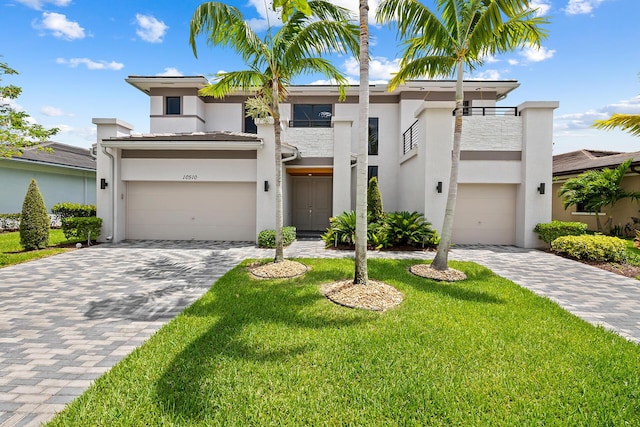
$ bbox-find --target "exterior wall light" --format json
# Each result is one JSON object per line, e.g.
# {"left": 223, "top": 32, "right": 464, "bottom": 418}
{"left": 100, "top": 178, "right": 108, "bottom": 190}
{"left": 436, "top": 181, "right": 443, "bottom": 193}
{"left": 264, "top": 180, "right": 270, "bottom": 192}
{"left": 537, "top": 183, "right": 545, "bottom": 194}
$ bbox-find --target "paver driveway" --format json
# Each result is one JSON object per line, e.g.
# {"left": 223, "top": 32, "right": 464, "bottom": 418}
{"left": 0, "top": 240, "right": 270, "bottom": 427}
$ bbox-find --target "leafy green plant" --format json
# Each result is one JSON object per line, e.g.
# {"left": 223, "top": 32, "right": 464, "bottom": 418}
{"left": 367, "top": 176, "right": 384, "bottom": 223}
{"left": 61, "top": 217, "right": 102, "bottom": 243}
{"left": 258, "top": 226, "right": 296, "bottom": 248}
{"left": 534, "top": 220, "right": 588, "bottom": 244}
{"left": 385, "top": 211, "right": 438, "bottom": 247}
{"left": 367, "top": 221, "right": 391, "bottom": 250}
{"left": 551, "top": 234, "right": 627, "bottom": 262}
{"left": 51, "top": 202, "right": 96, "bottom": 219}
{"left": 322, "top": 211, "right": 357, "bottom": 247}
{"left": 19, "top": 179, "right": 50, "bottom": 250}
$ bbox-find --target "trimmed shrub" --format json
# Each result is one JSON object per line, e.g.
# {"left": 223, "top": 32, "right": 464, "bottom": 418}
{"left": 551, "top": 234, "right": 626, "bottom": 262}
{"left": 367, "top": 177, "right": 384, "bottom": 223}
{"left": 534, "top": 220, "right": 587, "bottom": 244}
{"left": 385, "top": 211, "right": 439, "bottom": 247}
{"left": 61, "top": 217, "right": 102, "bottom": 242}
{"left": 51, "top": 202, "right": 96, "bottom": 219}
{"left": 20, "top": 179, "right": 50, "bottom": 250}
{"left": 258, "top": 226, "right": 296, "bottom": 248}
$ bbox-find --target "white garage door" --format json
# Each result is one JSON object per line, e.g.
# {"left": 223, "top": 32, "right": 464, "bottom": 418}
{"left": 126, "top": 181, "right": 256, "bottom": 241}
{"left": 452, "top": 184, "right": 516, "bottom": 245}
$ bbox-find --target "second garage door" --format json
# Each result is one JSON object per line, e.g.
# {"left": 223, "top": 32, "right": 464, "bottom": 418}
{"left": 452, "top": 184, "right": 516, "bottom": 245}
{"left": 126, "top": 181, "right": 256, "bottom": 241}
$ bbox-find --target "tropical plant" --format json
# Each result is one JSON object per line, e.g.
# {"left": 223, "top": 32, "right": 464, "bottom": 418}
{"left": 367, "top": 176, "right": 384, "bottom": 223}
{"left": 322, "top": 211, "right": 358, "bottom": 246}
{"left": 558, "top": 159, "right": 640, "bottom": 232}
{"left": 593, "top": 74, "right": 640, "bottom": 137}
{"left": 385, "top": 211, "right": 438, "bottom": 247}
{"left": 189, "top": 1, "right": 358, "bottom": 263}
{"left": 19, "top": 179, "right": 50, "bottom": 250}
{"left": 376, "top": 0, "right": 548, "bottom": 270}
{"left": 1, "top": 60, "right": 58, "bottom": 158}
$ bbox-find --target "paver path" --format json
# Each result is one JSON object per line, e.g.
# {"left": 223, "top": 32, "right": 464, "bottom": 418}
{"left": 1, "top": 240, "right": 639, "bottom": 426}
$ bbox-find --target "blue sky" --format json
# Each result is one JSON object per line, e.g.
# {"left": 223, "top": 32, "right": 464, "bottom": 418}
{"left": 1, "top": 0, "right": 639, "bottom": 154}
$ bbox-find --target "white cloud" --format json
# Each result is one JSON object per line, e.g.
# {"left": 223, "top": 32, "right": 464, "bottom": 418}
{"left": 36, "top": 12, "right": 85, "bottom": 40}
{"left": 468, "top": 69, "right": 502, "bottom": 80}
{"left": 156, "top": 67, "right": 184, "bottom": 77}
{"left": 565, "top": 0, "right": 607, "bottom": 15}
{"left": 15, "top": 0, "right": 71, "bottom": 10}
{"left": 343, "top": 57, "right": 400, "bottom": 81}
{"left": 56, "top": 57, "right": 124, "bottom": 71}
{"left": 556, "top": 95, "right": 640, "bottom": 131}
{"left": 530, "top": 0, "right": 552, "bottom": 16}
{"left": 520, "top": 45, "right": 555, "bottom": 62}
{"left": 40, "top": 106, "right": 73, "bottom": 117}
{"left": 508, "top": 59, "right": 520, "bottom": 66}
{"left": 245, "top": 0, "right": 283, "bottom": 31}
{"left": 135, "top": 14, "right": 168, "bottom": 43}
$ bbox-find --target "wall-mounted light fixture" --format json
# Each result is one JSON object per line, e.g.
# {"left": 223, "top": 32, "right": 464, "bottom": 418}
{"left": 537, "top": 182, "right": 545, "bottom": 194}
{"left": 100, "top": 178, "right": 108, "bottom": 190}
{"left": 264, "top": 180, "right": 270, "bottom": 192}
{"left": 436, "top": 181, "right": 443, "bottom": 193}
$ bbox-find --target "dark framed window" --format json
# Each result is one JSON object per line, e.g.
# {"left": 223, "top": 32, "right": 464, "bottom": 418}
{"left": 244, "top": 105, "right": 257, "bottom": 134}
{"left": 368, "top": 117, "right": 379, "bottom": 155}
{"left": 368, "top": 165, "right": 378, "bottom": 182}
{"left": 166, "top": 96, "right": 181, "bottom": 115}
{"left": 576, "top": 202, "right": 598, "bottom": 213}
{"left": 291, "top": 104, "right": 332, "bottom": 127}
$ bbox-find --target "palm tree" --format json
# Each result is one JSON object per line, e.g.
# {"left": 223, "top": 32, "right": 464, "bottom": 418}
{"left": 593, "top": 114, "right": 640, "bottom": 137}
{"left": 190, "top": 1, "right": 358, "bottom": 262}
{"left": 376, "top": 0, "right": 548, "bottom": 271}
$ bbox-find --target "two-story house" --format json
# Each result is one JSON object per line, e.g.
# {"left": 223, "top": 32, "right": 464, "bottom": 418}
{"left": 94, "top": 75, "right": 557, "bottom": 247}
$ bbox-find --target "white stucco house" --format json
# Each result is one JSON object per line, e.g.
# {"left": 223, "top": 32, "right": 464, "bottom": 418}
{"left": 94, "top": 76, "right": 557, "bottom": 247}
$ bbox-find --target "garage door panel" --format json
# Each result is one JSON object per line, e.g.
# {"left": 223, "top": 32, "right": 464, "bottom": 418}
{"left": 453, "top": 184, "right": 516, "bottom": 245}
{"left": 126, "top": 182, "right": 256, "bottom": 241}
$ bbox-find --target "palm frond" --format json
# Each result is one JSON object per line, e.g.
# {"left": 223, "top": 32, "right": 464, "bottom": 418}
{"left": 389, "top": 56, "right": 457, "bottom": 89}
{"left": 199, "top": 70, "right": 267, "bottom": 99}
{"left": 593, "top": 114, "right": 640, "bottom": 137}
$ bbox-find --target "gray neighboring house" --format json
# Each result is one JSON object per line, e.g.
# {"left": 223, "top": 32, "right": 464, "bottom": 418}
{"left": 0, "top": 142, "right": 96, "bottom": 213}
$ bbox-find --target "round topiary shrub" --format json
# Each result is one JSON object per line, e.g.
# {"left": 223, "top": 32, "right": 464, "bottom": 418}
{"left": 551, "top": 234, "right": 626, "bottom": 263}
{"left": 20, "top": 179, "right": 50, "bottom": 250}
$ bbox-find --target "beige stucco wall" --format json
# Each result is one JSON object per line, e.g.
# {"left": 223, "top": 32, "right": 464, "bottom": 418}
{"left": 553, "top": 174, "right": 640, "bottom": 233}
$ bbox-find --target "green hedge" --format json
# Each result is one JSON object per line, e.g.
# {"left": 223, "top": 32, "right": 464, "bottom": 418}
{"left": 258, "top": 227, "right": 296, "bottom": 248}
{"left": 551, "top": 234, "right": 626, "bottom": 262}
{"left": 61, "top": 217, "right": 102, "bottom": 242}
{"left": 534, "top": 221, "right": 587, "bottom": 244}
{"left": 51, "top": 202, "right": 96, "bottom": 219}
{"left": 0, "top": 213, "right": 21, "bottom": 231}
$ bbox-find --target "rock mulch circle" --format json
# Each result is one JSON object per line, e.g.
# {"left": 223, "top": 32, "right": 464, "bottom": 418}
{"left": 249, "top": 260, "right": 308, "bottom": 279}
{"left": 320, "top": 280, "right": 404, "bottom": 312}
{"left": 409, "top": 264, "right": 467, "bottom": 282}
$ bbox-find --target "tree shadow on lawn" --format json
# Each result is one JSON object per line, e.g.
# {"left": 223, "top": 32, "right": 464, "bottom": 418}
{"left": 368, "top": 259, "right": 505, "bottom": 305}
{"left": 154, "top": 261, "right": 371, "bottom": 421}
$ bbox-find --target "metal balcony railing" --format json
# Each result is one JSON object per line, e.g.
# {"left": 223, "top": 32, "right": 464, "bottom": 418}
{"left": 454, "top": 106, "right": 518, "bottom": 116}
{"left": 402, "top": 120, "right": 419, "bottom": 155}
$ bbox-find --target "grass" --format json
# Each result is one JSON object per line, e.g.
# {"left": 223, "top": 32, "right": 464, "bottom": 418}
{"left": 0, "top": 229, "right": 82, "bottom": 268}
{"left": 46, "top": 258, "right": 640, "bottom": 425}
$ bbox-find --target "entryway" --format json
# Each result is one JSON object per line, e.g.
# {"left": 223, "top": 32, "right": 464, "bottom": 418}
{"left": 292, "top": 176, "right": 332, "bottom": 231}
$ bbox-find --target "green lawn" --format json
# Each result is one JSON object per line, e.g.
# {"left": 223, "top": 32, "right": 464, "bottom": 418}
{"left": 47, "top": 258, "right": 640, "bottom": 426}
{"left": 0, "top": 229, "right": 82, "bottom": 268}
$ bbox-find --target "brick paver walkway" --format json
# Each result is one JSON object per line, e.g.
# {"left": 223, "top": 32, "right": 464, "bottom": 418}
{"left": 1, "top": 240, "right": 639, "bottom": 426}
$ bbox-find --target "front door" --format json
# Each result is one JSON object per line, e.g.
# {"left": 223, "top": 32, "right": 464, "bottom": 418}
{"left": 292, "top": 176, "right": 332, "bottom": 231}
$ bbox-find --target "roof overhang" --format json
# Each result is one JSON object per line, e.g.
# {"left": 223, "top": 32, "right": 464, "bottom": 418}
{"left": 125, "top": 75, "right": 210, "bottom": 95}
{"left": 101, "top": 139, "right": 263, "bottom": 150}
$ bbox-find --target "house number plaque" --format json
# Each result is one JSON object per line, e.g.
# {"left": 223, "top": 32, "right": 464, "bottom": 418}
{"left": 182, "top": 174, "right": 198, "bottom": 181}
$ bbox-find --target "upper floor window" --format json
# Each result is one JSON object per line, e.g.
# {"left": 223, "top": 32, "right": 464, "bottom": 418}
{"left": 368, "top": 117, "right": 379, "bottom": 155}
{"left": 368, "top": 165, "right": 379, "bottom": 182}
{"left": 166, "top": 96, "right": 181, "bottom": 115}
{"left": 291, "top": 104, "right": 332, "bottom": 127}
{"left": 244, "top": 105, "right": 257, "bottom": 134}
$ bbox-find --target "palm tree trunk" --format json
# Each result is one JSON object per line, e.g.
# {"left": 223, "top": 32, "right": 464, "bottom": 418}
{"left": 432, "top": 60, "right": 463, "bottom": 271}
{"left": 273, "top": 81, "right": 284, "bottom": 263}
{"left": 354, "top": 0, "right": 369, "bottom": 285}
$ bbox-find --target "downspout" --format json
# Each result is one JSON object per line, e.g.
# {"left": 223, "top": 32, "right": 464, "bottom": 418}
{"left": 101, "top": 145, "right": 116, "bottom": 242}
{"left": 281, "top": 143, "right": 300, "bottom": 163}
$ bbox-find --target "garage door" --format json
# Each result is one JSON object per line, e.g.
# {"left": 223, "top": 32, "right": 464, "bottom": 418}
{"left": 126, "top": 181, "right": 256, "bottom": 241}
{"left": 452, "top": 184, "right": 516, "bottom": 245}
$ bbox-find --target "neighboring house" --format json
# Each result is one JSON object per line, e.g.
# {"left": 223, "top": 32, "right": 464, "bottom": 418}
{"left": 0, "top": 142, "right": 96, "bottom": 213}
{"left": 94, "top": 76, "right": 557, "bottom": 247}
{"left": 553, "top": 149, "right": 640, "bottom": 232}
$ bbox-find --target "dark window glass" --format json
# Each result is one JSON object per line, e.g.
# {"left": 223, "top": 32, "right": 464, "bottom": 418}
{"left": 576, "top": 202, "right": 598, "bottom": 213}
{"left": 368, "top": 117, "right": 379, "bottom": 155}
{"left": 368, "top": 165, "right": 378, "bottom": 182}
{"left": 244, "top": 105, "right": 257, "bottom": 134}
{"left": 292, "top": 104, "right": 332, "bottom": 127}
{"left": 166, "top": 97, "right": 181, "bottom": 115}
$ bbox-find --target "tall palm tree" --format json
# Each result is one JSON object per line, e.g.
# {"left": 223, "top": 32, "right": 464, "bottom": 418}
{"left": 593, "top": 114, "right": 640, "bottom": 137}
{"left": 190, "top": 1, "right": 358, "bottom": 262}
{"left": 377, "top": 0, "right": 548, "bottom": 271}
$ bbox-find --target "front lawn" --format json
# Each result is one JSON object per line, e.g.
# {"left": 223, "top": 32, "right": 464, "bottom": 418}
{"left": 48, "top": 259, "right": 640, "bottom": 426}
{"left": 0, "top": 229, "right": 82, "bottom": 268}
